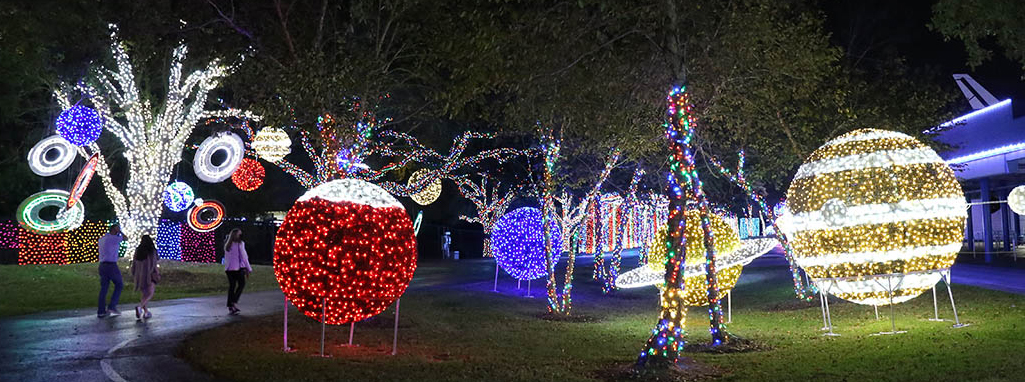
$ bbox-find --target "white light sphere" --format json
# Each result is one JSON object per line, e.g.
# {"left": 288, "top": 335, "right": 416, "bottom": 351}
{"left": 252, "top": 127, "right": 291, "bottom": 163}
{"left": 1008, "top": 185, "right": 1025, "bottom": 215}
{"left": 787, "top": 128, "right": 965, "bottom": 306}
{"left": 407, "top": 169, "right": 442, "bottom": 205}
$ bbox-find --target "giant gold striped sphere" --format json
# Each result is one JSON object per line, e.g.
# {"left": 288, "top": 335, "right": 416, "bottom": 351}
{"left": 649, "top": 211, "right": 742, "bottom": 306}
{"left": 787, "top": 128, "right": 965, "bottom": 305}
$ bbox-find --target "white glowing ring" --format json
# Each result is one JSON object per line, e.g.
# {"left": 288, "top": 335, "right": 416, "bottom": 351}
{"left": 187, "top": 200, "right": 225, "bottom": 232}
{"left": 193, "top": 133, "right": 245, "bottom": 183}
{"left": 28, "top": 135, "right": 77, "bottom": 176}
{"left": 16, "top": 190, "right": 85, "bottom": 234}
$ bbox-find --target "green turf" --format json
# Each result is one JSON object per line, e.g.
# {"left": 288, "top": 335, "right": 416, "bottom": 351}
{"left": 181, "top": 261, "right": 1025, "bottom": 382}
{"left": 0, "top": 261, "right": 279, "bottom": 317}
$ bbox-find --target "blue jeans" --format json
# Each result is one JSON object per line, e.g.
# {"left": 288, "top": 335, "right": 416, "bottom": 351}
{"left": 98, "top": 262, "right": 123, "bottom": 314}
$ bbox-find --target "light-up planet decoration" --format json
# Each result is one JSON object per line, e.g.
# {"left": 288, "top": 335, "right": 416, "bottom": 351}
{"left": 16, "top": 190, "right": 85, "bottom": 234}
{"left": 65, "top": 154, "right": 99, "bottom": 210}
{"left": 193, "top": 132, "right": 245, "bottom": 183}
{"left": 1008, "top": 185, "right": 1025, "bottom": 215}
{"left": 617, "top": 211, "right": 775, "bottom": 306}
{"left": 231, "top": 158, "right": 265, "bottom": 191}
{"left": 187, "top": 200, "right": 225, "bottom": 232}
{"left": 490, "top": 207, "right": 562, "bottom": 281}
{"left": 786, "top": 128, "right": 965, "bottom": 306}
{"left": 163, "top": 182, "right": 195, "bottom": 212}
{"left": 273, "top": 179, "right": 417, "bottom": 325}
{"left": 407, "top": 169, "right": 442, "bottom": 205}
{"left": 28, "top": 135, "right": 77, "bottom": 177}
{"left": 55, "top": 104, "right": 103, "bottom": 146}
{"left": 251, "top": 127, "right": 291, "bottom": 163}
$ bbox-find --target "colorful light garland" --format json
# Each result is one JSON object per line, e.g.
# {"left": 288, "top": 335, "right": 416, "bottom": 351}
{"left": 181, "top": 226, "right": 216, "bottom": 262}
{"left": 17, "top": 230, "right": 66, "bottom": 265}
{"left": 187, "top": 200, "right": 226, "bottom": 232}
{"left": 194, "top": 132, "right": 245, "bottom": 183}
{"left": 252, "top": 126, "right": 292, "bottom": 163}
{"left": 16, "top": 190, "right": 85, "bottom": 234}
{"left": 491, "top": 207, "right": 562, "bottom": 281}
{"left": 231, "top": 157, "right": 266, "bottom": 191}
{"left": 273, "top": 179, "right": 418, "bottom": 324}
{"left": 63, "top": 221, "right": 108, "bottom": 263}
{"left": 162, "top": 181, "right": 196, "bottom": 212}
{"left": 156, "top": 220, "right": 183, "bottom": 261}
{"left": 786, "top": 128, "right": 965, "bottom": 305}
{"left": 455, "top": 175, "right": 515, "bottom": 258}
{"left": 55, "top": 104, "right": 103, "bottom": 146}
{"left": 27, "top": 135, "right": 77, "bottom": 177}
{"left": 0, "top": 221, "right": 19, "bottom": 249}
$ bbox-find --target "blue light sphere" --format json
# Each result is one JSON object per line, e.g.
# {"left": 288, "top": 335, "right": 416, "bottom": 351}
{"left": 163, "top": 181, "right": 195, "bottom": 212}
{"left": 55, "top": 105, "right": 103, "bottom": 146}
{"left": 490, "top": 207, "right": 562, "bottom": 281}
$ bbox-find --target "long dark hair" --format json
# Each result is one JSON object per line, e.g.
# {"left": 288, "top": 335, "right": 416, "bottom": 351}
{"left": 224, "top": 228, "right": 242, "bottom": 252}
{"left": 134, "top": 235, "right": 156, "bottom": 261}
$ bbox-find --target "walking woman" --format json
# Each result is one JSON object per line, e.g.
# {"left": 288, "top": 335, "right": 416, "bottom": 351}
{"left": 223, "top": 228, "right": 252, "bottom": 315}
{"left": 131, "top": 235, "right": 160, "bottom": 320}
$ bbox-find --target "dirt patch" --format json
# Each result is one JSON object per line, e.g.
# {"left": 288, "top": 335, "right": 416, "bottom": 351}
{"left": 683, "top": 337, "right": 771, "bottom": 354}
{"left": 594, "top": 358, "right": 726, "bottom": 382}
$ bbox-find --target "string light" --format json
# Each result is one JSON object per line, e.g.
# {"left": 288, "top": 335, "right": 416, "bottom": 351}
{"left": 273, "top": 179, "right": 417, "bottom": 324}
{"left": 491, "top": 207, "right": 562, "bottom": 281}
{"left": 27, "top": 135, "right": 76, "bottom": 177}
{"left": 63, "top": 221, "right": 109, "bottom": 263}
{"left": 156, "top": 220, "right": 183, "bottom": 261}
{"left": 66, "top": 153, "right": 99, "bottom": 210}
{"left": 51, "top": 23, "right": 241, "bottom": 253}
{"left": 162, "top": 181, "right": 195, "bottom": 212}
{"left": 193, "top": 132, "right": 245, "bottom": 183}
{"left": 55, "top": 104, "right": 103, "bottom": 146}
{"left": 187, "top": 200, "right": 225, "bottom": 232}
{"left": 251, "top": 126, "right": 291, "bottom": 163}
{"left": 231, "top": 158, "right": 265, "bottom": 191}
{"left": 181, "top": 226, "right": 215, "bottom": 262}
{"left": 0, "top": 221, "right": 19, "bottom": 249}
{"left": 454, "top": 175, "right": 515, "bottom": 258}
{"left": 16, "top": 190, "right": 85, "bottom": 234}
{"left": 406, "top": 169, "right": 442, "bottom": 205}
{"left": 17, "top": 230, "right": 66, "bottom": 265}
{"left": 786, "top": 128, "right": 965, "bottom": 305}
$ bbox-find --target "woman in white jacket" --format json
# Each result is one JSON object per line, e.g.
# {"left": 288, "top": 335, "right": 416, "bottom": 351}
{"left": 223, "top": 228, "right": 252, "bottom": 315}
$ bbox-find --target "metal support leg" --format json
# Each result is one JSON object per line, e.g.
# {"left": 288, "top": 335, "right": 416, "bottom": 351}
{"left": 320, "top": 297, "right": 328, "bottom": 357}
{"left": 871, "top": 277, "right": 906, "bottom": 335}
{"left": 943, "top": 271, "right": 969, "bottom": 328}
{"left": 348, "top": 322, "right": 355, "bottom": 346}
{"left": 517, "top": 280, "right": 521, "bottom": 290}
{"left": 283, "top": 296, "right": 293, "bottom": 352}
{"left": 493, "top": 261, "right": 499, "bottom": 292}
{"left": 526, "top": 279, "right": 532, "bottom": 298}
{"left": 928, "top": 285, "right": 944, "bottom": 322}
{"left": 874, "top": 304, "right": 879, "bottom": 320}
{"left": 727, "top": 290, "right": 732, "bottom": 324}
{"left": 819, "top": 291, "right": 829, "bottom": 331}
{"left": 392, "top": 298, "right": 400, "bottom": 355}
{"left": 822, "top": 291, "right": 839, "bottom": 336}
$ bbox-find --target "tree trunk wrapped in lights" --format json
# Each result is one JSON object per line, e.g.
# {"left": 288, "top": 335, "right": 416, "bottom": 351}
{"left": 637, "top": 86, "right": 728, "bottom": 368}
{"left": 454, "top": 175, "right": 515, "bottom": 258}
{"left": 54, "top": 24, "right": 242, "bottom": 252}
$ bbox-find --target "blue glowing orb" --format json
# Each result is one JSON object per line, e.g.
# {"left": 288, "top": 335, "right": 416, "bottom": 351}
{"left": 490, "top": 207, "right": 562, "bottom": 281}
{"left": 55, "top": 105, "right": 103, "bottom": 146}
{"left": 163, "top": 181, "right": 195, "bottom": 212}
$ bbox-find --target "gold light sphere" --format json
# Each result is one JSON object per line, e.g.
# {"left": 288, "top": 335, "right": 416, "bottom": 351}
{"left": 786, "top": 128, "right": 965, "bottom": 305}
{"left": 407, "top": 169, "right": 442, "bottom": 205}
{"left": 252, "top": 127, "right": 291, "bottom": 163}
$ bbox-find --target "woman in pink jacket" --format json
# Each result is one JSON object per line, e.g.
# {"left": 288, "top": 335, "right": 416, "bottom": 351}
{"left": 223, "top": 228, "right": 252, "bottom": 315}
{"left": 131, "top": 235, "right": 159, "bottom": 320}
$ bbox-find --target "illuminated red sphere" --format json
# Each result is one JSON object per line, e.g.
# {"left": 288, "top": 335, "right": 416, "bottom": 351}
{"left": 274, "top": 179, "right": 418, "bottom": 324}
{"left": 231, "top": 158, "right": 265, "bottom": 191}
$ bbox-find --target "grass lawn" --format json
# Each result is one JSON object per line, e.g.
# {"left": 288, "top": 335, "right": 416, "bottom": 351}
{"left": 181, "top": 259, "right": 1025, "bottom": 381}
{"left": 0, "top": 261, "right": 279, "bottom": 317}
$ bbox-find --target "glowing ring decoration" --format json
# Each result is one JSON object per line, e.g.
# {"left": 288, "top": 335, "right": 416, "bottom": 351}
{"left": 1009, "top": 185, "right": 1025, "bottom": 215}
{"left": 274, "top": 179, "right": 418, "bottom": 325}
{"left": 66, "top": 154, "right": 99, "bottom": 210}
{"left": 28, "top": 135, "right": 77, "bottom": 177}
{"left": 490, "top": 207, "right": 562, "bottom": 281}
{"left": 413, "top": 210, "right": 424, "bottom": 235}
{"left": 16, "top": 190, "right": 85, "bottom": 234}
{"left": 187, "top": 200, "right": 225, "bottom": 232}
{"left": 163, "top": 181, "right": 195, "bottom": 212}
{"left": 407, "top": 169, "right": 442, "bottom": 205}
{"left": 231, "top": 158, "right": 266, "bottom": 191}
{"left": 193, "top": 132, "right": 245, "bottom": 183}
{"left": 252, "top": 127, "right": 292, "bottom": 163}
{"left": 55, "top": 104, "right": 103, "bottom": 146}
